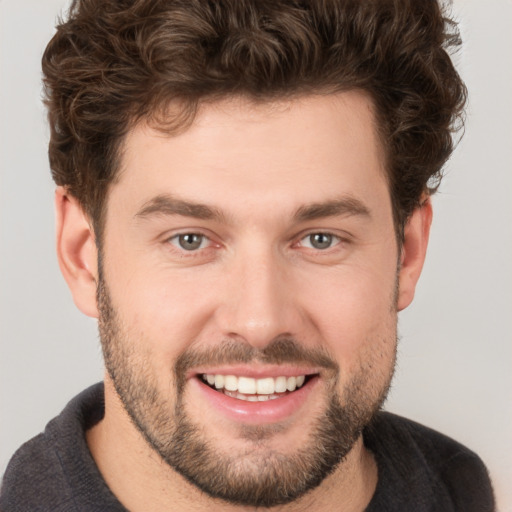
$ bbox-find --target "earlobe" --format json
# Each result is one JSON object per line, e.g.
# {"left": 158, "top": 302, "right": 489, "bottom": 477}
{"left": 397, "top": 197, "right": 433, "bottom": 311}
{"left": 55, "top": 187, "right": 99, "bottom": 318}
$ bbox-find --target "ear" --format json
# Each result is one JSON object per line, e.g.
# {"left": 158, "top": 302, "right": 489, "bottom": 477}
{"left": 55, "top": 187, "right": 99, "bottom": 318}
{"left": 397, "top": 197, "right": 433, "bottom": 311}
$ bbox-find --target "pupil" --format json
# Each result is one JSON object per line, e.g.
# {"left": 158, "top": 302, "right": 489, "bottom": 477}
{"left": 311, "top": 233, "right": 332, "bottom": 249}
{"left": 179, "top": 234, "right": 202, "bottom": 250}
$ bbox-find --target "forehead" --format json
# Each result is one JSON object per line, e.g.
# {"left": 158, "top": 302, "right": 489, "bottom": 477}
{"left": 112, "top": 91, "right": 389, "bottom": 219}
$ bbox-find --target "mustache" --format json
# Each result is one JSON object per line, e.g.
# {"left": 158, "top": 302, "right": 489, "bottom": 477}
{"left": 174, "top": 337, "right": 339, "bottom": 387}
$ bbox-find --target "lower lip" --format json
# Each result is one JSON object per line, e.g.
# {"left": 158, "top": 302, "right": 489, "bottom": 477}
{"left": 192, "top": 376, "right": 318, "bottom": 424}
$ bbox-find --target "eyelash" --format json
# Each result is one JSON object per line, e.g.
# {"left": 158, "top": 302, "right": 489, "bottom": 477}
{"left": 166, "top": 231, "right": 345, "bottom": 255}
{"left": 296, "top": 232, "right": 342, "bottom": 251}
{"left": 167, "top": 233, "right": 214, "bottom": 253}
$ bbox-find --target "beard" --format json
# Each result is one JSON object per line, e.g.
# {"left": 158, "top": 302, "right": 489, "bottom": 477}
{"left": 97, "top": 276, "right": 395, "bottom": 508}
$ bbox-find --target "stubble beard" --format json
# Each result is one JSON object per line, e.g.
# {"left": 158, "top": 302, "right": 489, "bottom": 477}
{"left": 97, "top": 276, "right": 395, "bottom": 508}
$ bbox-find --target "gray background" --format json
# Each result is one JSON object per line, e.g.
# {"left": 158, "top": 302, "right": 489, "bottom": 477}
{"left": 1, "top": 0, "right": 511, "bottom": 509}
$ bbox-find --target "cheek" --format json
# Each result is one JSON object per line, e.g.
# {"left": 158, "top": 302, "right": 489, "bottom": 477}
{"left": 313, "top": 279, "right": 397, "bottom": 402}
{"left": 107, "top": 265, "right": 220, "bottom": 357}
{"left": 303, "top": 265, "right": 397, "bottom": 364}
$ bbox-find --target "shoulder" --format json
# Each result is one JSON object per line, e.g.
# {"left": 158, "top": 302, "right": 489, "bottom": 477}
{"left": 364, "top": 411, "right": 496, "bottom": 512}
{"left": 0, "top": 431, "right": 74, "bottom": 511}
{"left": 0, "top": 383, "right": 125, "bottom": 512}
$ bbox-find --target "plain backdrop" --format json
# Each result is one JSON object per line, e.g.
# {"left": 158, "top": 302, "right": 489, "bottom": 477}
{"left": 1, "top": 0, "right": 511, "bottom": 509}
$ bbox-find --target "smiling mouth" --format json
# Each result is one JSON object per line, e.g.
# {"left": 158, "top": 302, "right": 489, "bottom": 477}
{"left": 200, "top": 374, "right": 314, "bottom": 402}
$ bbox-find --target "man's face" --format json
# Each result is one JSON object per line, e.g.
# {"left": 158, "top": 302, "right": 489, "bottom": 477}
{"left": 97, "top": 92, "right": 400, "bottom": 506}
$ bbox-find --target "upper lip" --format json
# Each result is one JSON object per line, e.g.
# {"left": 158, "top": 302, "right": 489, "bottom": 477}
{"left": 186, "top": 364, "right": 321, "bottom": 380}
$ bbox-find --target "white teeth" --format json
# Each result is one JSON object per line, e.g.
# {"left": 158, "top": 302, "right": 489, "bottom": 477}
{"left": 223, "top": 389, "right": 282, "bottom": 402}
{"left": 214, "top": 375, "right": 224, "bottom": 389}
{"left": 224, "top": 375, "right": 238, "bottom": 391}
{"left": 286, "top": 376, "right": 297, "bottom": 391}
{"left": 275, "top": 376, "right": 287, "bottom": 393}
{"left": 256, "top": 377, "right": 275, "bottom": 395}
{"left": 238, "top": 376, "right": 257, "bottom": 394}
{"left": 203, "top": 373, "right": 308, "bottom": 397}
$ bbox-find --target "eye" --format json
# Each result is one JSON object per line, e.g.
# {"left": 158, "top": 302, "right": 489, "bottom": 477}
{"left": 169, "top": 233, "right": 210, "bottom": 251}
{"left": 299, "top": 232, "right": 341, "bottom": 250}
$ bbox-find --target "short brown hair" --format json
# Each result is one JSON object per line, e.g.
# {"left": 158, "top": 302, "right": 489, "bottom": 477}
{"left": 42, "top": 0, "right": 466, "bottom": 241}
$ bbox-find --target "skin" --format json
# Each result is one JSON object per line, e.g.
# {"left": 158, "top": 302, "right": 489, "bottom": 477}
{"left": 55, "top": 91, "right": 432, "bottom": 511}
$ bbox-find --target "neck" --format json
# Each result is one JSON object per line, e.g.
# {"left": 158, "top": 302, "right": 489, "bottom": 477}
{"left": 86, "top": 376, "right": 378, "bottom": 512}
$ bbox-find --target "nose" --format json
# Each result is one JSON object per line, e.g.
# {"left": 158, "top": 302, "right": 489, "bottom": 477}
{"left": 215, "top": 248, "right": 301, "bottom": 350}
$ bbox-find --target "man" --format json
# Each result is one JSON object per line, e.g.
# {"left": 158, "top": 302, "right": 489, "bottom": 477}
{"left": 0, "top": 0, "right": 496, "bottom": 510}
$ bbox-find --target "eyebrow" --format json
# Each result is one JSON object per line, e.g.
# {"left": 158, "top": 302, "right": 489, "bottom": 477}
{"left": 293, "top": 197, "right": 371, "bottom": 222}
{"left": 135, "top": 194, "right": 227, "bottom": 222}
{"left": 135, "top": 194, "right": 370, "bottom": 224}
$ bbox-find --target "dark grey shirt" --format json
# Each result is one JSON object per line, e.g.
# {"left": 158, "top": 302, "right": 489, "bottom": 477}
{"left": 0, "top": 383, "right": 495, "bottom": 511}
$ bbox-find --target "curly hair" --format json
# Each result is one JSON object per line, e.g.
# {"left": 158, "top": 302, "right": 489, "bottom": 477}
{"left": 42, "top": 0, "right": 467, "bottom": 242}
